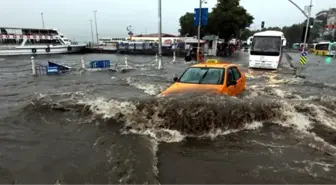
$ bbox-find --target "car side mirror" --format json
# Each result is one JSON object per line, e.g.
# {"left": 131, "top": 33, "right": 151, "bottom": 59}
{"left": 173, "top": 77, "right": 179, "bottom": 82}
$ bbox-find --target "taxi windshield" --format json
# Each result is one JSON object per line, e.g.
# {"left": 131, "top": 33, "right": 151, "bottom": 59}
{"left": 178, "top": 67, "right": 224, "bottom": 85}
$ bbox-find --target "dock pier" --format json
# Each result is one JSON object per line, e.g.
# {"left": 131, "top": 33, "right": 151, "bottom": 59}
{"left": 84, "top": 47, "right": 187, "bottom": 57}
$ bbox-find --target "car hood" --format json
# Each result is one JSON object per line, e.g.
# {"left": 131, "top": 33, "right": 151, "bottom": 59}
{"left": 160, "top": 82, "right": 222, "bottom": 96}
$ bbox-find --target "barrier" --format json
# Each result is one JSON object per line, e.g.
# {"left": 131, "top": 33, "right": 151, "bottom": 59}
{"left": 1, "top": 53, "right": 180, "bottom": 77}
{"left": 89, "top": 60, "right": 111, "bottom": 69}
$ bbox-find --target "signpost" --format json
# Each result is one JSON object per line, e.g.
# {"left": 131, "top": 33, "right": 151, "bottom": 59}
{"left": 194, "top": 7, "right": 208, "bottom": 63}
{"left": 299, "top": 51, "right": 308, "bottom": 65}
{"left": 193, "top": 8, "right": 208, "bottom": 26}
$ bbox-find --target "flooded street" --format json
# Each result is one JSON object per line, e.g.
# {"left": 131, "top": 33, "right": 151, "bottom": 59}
{"left": 0, "top": 51, "right": 335, "bottom": 184}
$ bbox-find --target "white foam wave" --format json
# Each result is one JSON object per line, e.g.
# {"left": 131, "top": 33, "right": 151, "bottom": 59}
{"left": 125, "top": 77, "right": 167, "bottom": 96}
{"left": 78, "top": 97, "right": 136, "bottom": 119}
{"left": 74, "top": 81, "right": 336, "bottom": 155}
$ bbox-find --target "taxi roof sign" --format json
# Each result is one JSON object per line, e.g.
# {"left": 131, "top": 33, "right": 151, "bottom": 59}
{"left": 205, "top": 59, "right": 219, "bottom": 64}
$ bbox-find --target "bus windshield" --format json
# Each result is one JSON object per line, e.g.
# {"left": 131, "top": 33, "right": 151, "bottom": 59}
{"left": 329, "top": 42, "right": 336, "bottom": 51}
{"left": 250, "top": 36, "right": 281, "bottom": 56}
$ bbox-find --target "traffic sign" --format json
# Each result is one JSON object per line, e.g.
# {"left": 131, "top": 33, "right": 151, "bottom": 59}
{"left": 301, "top": 51, "right": 308, "bottom": 56}
{"left": 194, "top": 8, "right": 208, "bottom": 26}
{"left": 299, "top": 52, "right": 307, "bottom": 65}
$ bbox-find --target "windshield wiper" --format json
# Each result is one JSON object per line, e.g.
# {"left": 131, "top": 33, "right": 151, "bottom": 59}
{"left": 198, "top": 69, "right": 209, "bottom": 84}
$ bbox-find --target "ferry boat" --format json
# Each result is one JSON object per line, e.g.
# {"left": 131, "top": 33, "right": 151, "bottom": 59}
{"left": 0, "top": 27, "right": 86, "bottom": 56}
{"left": 98, "top": 37, "right": 126, "bottom": 46}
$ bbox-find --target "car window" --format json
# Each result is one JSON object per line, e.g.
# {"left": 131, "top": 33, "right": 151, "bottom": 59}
{"left": 179, "top": 67, "right": 224, "bottom": 85}
{"left": 231, "top": 67, "right": 241, "bottom": 80}
{"left": 227, "top": 68, "right": 235, "bottom": 84}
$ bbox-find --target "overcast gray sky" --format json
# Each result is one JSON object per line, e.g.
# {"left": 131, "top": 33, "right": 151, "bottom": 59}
{"left": 1, "top": 0, "right": 335, "bottom": 42}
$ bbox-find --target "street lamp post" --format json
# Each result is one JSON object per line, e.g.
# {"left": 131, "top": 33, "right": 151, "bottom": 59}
{"left": 287, "top": 0, "right": 309, "bottom": 18}
{"left": 303, "top": 0, "right": 313, "bottom": 51}
{"left": 158, "top": 0, "right": 163, "bottom": 69}
{"left": 41, "top": 13, "right": 45, "bottom": 28}
{"left": 89, "top": 20, "right": 94, "bottom": 47}
{"left": 93, "top": 11, "right": 99, "bottom": 47}
{"left": 197, "top": 0, "right": 206, "bottom": 63}
{"left": 287, "top": 0, "right": 313, "bottom": 51}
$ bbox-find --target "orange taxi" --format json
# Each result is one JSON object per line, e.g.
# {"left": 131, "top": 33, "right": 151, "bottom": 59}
{"left": 160, "top": 59, "right": 246, "bottom": 96}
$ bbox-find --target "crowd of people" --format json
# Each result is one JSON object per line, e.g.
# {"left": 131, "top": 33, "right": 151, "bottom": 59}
{"left": 184, "top": 40, "right": 243, "bottom": 62}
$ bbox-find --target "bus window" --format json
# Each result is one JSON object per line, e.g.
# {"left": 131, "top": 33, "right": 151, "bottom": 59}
{"left": 315, "top": 44, "right": 329, "bottom": 51}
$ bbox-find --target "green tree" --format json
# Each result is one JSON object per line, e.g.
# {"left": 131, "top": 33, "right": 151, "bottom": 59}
{"left": 282, "top": 24, "right": 304, "bottom": 45}
{"left": 322, "top": 34, "right": 333, "bottom": 41}
{"left": 178, "top": 0, "right": 254, "bottom": 40}
{"left": 178, "top": 12, "right": 198, "bottom": 37}
{"left": 240, "top": 28, "right": 253, "bottom": 40}
{"left": 207, "top": 0, "right": 254, "bottom": 40}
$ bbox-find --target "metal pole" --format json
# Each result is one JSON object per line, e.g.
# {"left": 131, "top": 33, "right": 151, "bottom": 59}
{"left": 93, "top": 11, "right": 99, "bottom": 47}
{"left": 287, "top": 0, "right": 308, "bottom": 18}
{"left": 197, "top": 0, "right": 202, "bottom": 63}
{"left": 41, "top": 13, "right": 45, "bottom": 28}
{"left": 89, "top": 20, "right": 94, "bottom": 46}
{"left": 303, "top": 0, "right": 313, "bottom": 51}
{"left": 158, "top": 0, "right": 163, "bottom": 69}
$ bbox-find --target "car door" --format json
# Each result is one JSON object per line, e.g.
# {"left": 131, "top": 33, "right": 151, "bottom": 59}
{"left": 226, "top": 68, "right": 237, "bottom": 96}
{"left": 231, "top": 66, "right": 244, "bottom": 93}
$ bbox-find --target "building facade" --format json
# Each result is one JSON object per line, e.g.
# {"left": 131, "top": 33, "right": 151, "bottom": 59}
{"left": 326, "top": 8, "right": 336, "bottom": 38}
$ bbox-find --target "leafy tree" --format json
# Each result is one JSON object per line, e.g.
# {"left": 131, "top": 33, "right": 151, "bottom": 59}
{"left": 322, "top": 34, "right": 333, "bottom": 41}
{"left": 282, "top": 24, "right": 304, "bottom": 45}
{"left": 178, "top": 13, "right": 198, "bottom": 37}
{"left": 178, "top": 0, "right": 254, "bottom": 40}
{"left": 240, "top": 28, "right": 253, "bottom": 40}
{"left": 207, "top": 0, "right": 254, "bottom": 40}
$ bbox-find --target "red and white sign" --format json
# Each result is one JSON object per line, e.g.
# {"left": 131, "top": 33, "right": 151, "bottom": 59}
{"left": 164, "top": 39, "right": 172, "bottom": 45}
{"left": 325, "top": 24, "right": 336, "bottom": 29}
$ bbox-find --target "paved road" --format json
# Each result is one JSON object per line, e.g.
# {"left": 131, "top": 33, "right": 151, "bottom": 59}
{"left": 285, "top": 52, "right": 336, "bottom": 84}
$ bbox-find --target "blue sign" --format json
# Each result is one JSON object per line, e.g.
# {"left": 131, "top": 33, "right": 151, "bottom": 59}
{"left": 194, "top": 8, "right": 208, "bottom": 26}
{"left": 89, "top": 60, "right": 111, "bottom": 69}
{"left": 301, "top": 51, "right": 308, "bottom": 56}
{"left": 46, "top": 67, "right": 59, "bottom": 75}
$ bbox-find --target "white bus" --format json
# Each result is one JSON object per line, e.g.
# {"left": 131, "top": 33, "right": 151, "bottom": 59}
{"left": 248, "top": 30, "right": 287, "bottom": 69}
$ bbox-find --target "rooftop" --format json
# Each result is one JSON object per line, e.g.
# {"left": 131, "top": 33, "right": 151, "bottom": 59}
{"left": 192, "top": 62, "right": 232, "bottom": 68}
{"left": 133, "top": 33, "right": 178, "bottom": 37}
{"left": 0, "top": 27, "right": 58, "bottom": 31}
